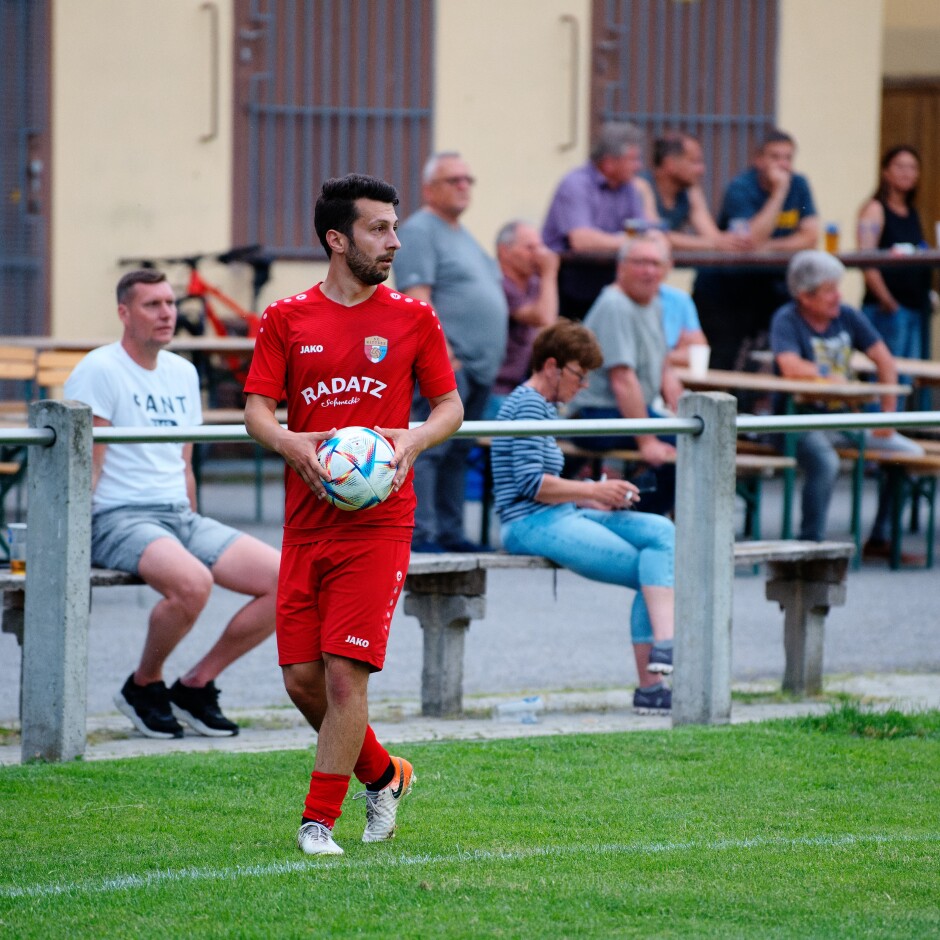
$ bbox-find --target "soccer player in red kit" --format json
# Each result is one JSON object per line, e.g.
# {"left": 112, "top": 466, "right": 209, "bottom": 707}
{"left": 244, "top": 174, "right": 463, "bottom": 856}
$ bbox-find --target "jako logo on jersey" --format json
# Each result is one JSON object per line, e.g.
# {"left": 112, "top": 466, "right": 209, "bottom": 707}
{"left": 364, "top": 335, "right": 388, "bottom": 363}
{"left": 345, "top": 635, "right": 370, "bottom": 648}
{"left": 300, "top": 376, "right": 387, "bottom": 404}
{"left": 300, "top": 344, "right": 324, "bottom": 354}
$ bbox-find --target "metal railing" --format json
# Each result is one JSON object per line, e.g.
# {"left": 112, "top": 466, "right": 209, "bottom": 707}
{"left": 7, "top": 397, "right": 940, "bottom": 760}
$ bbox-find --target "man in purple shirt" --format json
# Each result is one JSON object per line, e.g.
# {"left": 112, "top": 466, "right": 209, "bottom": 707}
{"left": 543, "top": 122, "right": 657, "bottom": 320}
{"left": 485, "top": 220, "right": 560, "bottom": 418}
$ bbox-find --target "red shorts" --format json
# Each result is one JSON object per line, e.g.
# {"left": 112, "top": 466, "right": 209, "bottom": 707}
{"left": 276, "top": 537, "right": 411, "bottom": 671}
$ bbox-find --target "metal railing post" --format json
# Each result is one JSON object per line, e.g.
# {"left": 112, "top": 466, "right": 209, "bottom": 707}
{"left": 21, "top": 400, "right": 92, "bottom": 761}
{"left": 673, "top": 392, "right": 737, "bottom": 726}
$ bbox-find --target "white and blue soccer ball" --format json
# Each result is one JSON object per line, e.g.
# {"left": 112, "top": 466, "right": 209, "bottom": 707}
{"left": 316, "top": 426, "right": 396, "bottom": 511}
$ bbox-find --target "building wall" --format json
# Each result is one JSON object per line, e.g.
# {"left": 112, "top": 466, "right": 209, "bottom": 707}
{"left": 777, "top": 0, "right": 884, "bottom": 301}
{"left": 47, "top": 0, "right": 890, "bottom": 335}
{"left": 883, "top": 0, "right": 940, "bottom": 76}
{"left": 50, "top": 0, "right": 235, "bottom": 338}
{"left": 431, "top": 0, "right": 590, "bottom": 256}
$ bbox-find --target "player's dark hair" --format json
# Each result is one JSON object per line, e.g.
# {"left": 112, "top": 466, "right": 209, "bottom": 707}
{"left": 529, "top": 318, "right": 603, "bottom": 375}
{"left": 116, "top": 269, "right": 169, "bottom": 305}
{"left": 315, "top": 174, "right": 400, "bottom": 256}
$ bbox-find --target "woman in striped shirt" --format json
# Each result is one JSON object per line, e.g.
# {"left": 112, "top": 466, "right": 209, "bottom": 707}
{"left": 490, "top": 319, "right": 676, "bottom": 715}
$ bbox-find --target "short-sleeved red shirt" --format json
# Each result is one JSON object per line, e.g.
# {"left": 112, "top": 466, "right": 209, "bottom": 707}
{"left": 244, "top": 283, "right": 456, "bottom": 542}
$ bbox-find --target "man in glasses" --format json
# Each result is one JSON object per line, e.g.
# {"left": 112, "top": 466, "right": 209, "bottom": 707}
{"left": 394, "top": 151, "right": 509, "bottom": 553}
{"left": 571, "top": 232, "right": 683, "bottom": 516}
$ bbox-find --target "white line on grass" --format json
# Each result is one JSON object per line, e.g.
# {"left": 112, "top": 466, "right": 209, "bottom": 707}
{"left": 2, "top": 831, "right": 938, "bottom": 900}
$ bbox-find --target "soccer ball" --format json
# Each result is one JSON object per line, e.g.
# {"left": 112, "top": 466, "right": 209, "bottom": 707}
{"left": 316, "top": 426, "right": 396, "bottom": 511}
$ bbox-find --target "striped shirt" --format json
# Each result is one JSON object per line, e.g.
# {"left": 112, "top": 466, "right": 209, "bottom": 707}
{"left": 491, "top": 385, "right": 565, "bottom": 524}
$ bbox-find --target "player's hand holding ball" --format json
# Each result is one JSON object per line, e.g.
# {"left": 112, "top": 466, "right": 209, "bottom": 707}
{"left": 315, "top": 426, "right": 397, "bottom": 511}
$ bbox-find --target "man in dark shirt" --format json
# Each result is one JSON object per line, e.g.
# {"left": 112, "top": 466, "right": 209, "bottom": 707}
{"left": 696, "top": 129, "right": 820, "bottom": 370}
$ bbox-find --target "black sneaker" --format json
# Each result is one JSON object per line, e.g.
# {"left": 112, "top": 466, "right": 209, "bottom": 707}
{"left": 648, "top": 641, "right": 674, "bottom": 675}
{"left": 633, "top": 683, "right": 672, "bottom": 716}
{"left": 169, "top": 679, "right": 239, "bottom": 737}
{"left": 115, "top": 674, "right": 184, "bottom": 739}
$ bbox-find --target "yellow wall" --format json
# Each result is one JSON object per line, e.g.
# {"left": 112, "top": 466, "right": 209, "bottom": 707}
{"left": 777, "top": 0, "right": 884, "bottom": 301}
{"left": 883, "top": 0, "right": 940, "bottom": 76}
{"left": 47, "top": 0, "right": 892, "bottom": 332}
{"left": 51, "top": 0, "right": 235, "bottom": 338}
{"left": 427, "top": 0, "right": 591, "bottom": 254}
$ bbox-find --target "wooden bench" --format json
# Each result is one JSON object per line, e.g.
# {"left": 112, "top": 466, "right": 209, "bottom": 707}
{"left": 2, "top": 540, "right": 852, "bottom": 724}
{"left": 836, "top": 448, "right": 940, "bottom": 569}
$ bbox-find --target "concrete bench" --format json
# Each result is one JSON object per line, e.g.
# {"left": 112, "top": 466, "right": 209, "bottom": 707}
{"left": 404, "top": 539, "right": 854, "bottom": 716}
{"left": 1, "top": 539, "right": 854, "bottom": 723}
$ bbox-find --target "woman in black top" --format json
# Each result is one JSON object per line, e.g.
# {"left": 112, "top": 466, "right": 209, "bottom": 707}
{"left": 857, "top": 145, "right": 933, "bottom": 365}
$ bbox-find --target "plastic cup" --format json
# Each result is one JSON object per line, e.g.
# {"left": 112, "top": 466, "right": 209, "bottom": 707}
{"left": 824, "top": 223, "right": 840, "bottom": 253}
{"left": 623, "top": 218, "right": 648, "bottom": 237}
{"left": 8, "top": 523, "right": 26, "bottom": 575}
{"left": 687, "top": 344, "right": 711, "bottom": 378}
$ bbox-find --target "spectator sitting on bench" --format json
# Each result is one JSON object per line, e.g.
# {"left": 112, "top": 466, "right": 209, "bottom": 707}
{"left": 769, "top": 250, "right": 923, "bottom": 559}
{"left": 570, "top": 230, "right": 683, "bottom": 516}
{"left": 64, "top": 269, "right": 280, "bottom": 740}
{"left": 491, "top": 319, "right": 675, "bottom": 715}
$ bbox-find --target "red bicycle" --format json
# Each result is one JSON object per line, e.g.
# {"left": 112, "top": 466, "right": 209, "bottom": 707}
{"left": 119, "top": 245, "right": 271, "bottom": 389}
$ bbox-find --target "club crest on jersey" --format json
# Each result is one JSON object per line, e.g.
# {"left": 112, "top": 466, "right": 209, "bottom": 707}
{"left": 365, "top": 335, "right": 388, "bottom": 363}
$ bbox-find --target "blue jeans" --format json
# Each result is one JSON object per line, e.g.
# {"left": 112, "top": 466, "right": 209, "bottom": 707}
{"left": 411, "top": 369, "right": 491, "bottom": 546}
{"left": 500, "top": 504, "right": 674, "bottom": 644}
{"left": 796, "top": 429, "right": 924, "bottom": 542}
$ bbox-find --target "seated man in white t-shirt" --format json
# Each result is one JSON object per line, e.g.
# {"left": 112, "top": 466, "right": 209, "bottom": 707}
{"left": 64, "top": 270, "right": 279, "bottom": 740}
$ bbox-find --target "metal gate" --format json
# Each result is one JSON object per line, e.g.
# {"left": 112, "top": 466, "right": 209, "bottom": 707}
{"left": 591, "top": 0, "right": 778, "bottom": 209}
{"left": 233, "top": 0, "right": 434, "bottom": 258}
{"left": 0, "top": 0, "right": 49, "bottom": 335}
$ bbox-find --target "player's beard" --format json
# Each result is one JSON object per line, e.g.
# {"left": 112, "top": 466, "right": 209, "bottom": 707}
{"left": 346, "top": 237, "right": 393, "bottom": 286}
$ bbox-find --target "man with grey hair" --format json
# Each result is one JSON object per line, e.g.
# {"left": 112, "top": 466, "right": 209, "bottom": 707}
{"left": 485, "top": 219, "right": 559, "bottom": 417}
{"left": 770, "top": 249, "right": 922, "bottom": 558}
{"left": 571, "top": 231, "right": 684, "bottom": 516}
{"left": 542, "top": 122, "right": 658, "bottom": 320}
{"left": 394, "top": 151, "right": 509, "bottom": 552}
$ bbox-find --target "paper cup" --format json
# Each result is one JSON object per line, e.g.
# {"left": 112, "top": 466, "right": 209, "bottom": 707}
{"left": 688, "top": 344, "right": 711, "bottom": 377}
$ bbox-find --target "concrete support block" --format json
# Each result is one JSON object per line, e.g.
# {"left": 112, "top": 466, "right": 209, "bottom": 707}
{"left": 21, "top": 400, "right": 92, "bottom": 762}
{"left": 403, "top": 592, "right": 485, "bottom": 717}
{"left": 673, "top": 392, "right": 738, "bottom": 726}
{"left": 766, "top": 557, "right": 849, "bottom": 695}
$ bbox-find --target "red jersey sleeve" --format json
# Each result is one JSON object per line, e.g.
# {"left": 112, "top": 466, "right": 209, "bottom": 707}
{"left": 244, "top": 302, "right": 288, "bottom": 401}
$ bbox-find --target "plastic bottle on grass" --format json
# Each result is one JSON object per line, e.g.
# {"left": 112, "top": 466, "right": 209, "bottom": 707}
{"left": 493, "top": 696, "right": 544, "bottom": 724}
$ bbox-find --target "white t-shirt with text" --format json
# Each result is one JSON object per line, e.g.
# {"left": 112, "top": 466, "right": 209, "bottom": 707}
{"left": 64, "top": 342, "right": 202, "bottom": 511}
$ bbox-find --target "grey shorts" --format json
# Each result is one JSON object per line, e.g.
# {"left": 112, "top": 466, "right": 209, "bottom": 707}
{"left": 91, "top": 502, "right": 242, "bottom": 575}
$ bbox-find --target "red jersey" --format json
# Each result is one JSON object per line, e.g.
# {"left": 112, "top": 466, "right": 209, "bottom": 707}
{"left": 245, "top": 283, "right": 456, "bottom": 542}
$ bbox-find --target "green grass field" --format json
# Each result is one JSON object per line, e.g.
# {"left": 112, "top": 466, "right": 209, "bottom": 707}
{"left": 2, "top": 707, "right": 939, "bottom": 939}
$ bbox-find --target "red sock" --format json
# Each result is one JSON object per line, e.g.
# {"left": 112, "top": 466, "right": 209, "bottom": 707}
{"left": 303, "top": 771, "right": 350, "bottom": 828}
{"left": 353, "top": 724, "right": 391, "bottom": 786}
